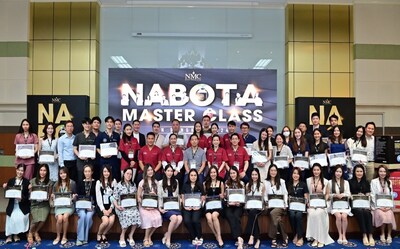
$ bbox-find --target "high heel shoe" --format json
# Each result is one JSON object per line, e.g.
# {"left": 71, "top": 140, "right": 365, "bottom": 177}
{"left": 271, "top": 239, "right": 277, "bottom": 248}
{"left": 34, "top": 232, "right": 41, "bottom": 243}
{"left": 254, "top": 239, "right": 260, "bottom": 249}
{"left": 237, "top": 237, "right": 243, "bottom": 249}
{"left": 282, "top": 238, "right": 289, "bottom": 247}
{"left": 296, "top": 238, "right": 304, "bottom": 247}
{"left": 27, "top": 232, "right": 34, "bottom": 245}
{"left": 96, "top": 233, "right": 102, "bottom": 243}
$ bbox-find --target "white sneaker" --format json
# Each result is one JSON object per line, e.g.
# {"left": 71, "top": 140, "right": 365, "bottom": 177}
{"left": 197, "top": 238, "right": 203, "bottom": 245}
{"left": 192, "top": 238, "right": 198, "bottom": 245}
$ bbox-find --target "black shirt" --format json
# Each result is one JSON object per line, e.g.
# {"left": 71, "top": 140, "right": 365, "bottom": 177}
{"left": 309, "top": 142, "right": 329, "bottom": 155}
{"left": 349, "top": 179, "right": 371, "bottom": 195}
{"left": 287, "top": 181, "right": 309, "bottom": 198}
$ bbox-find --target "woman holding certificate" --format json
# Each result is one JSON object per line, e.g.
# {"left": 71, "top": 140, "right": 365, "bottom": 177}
{"left": 14, "top": 119, "right": 38, "bottom": 179}
{"left": 328, "top": 126, "right": 348, "bottom": 179}
{"left": 119, "top": 123, "right": 141, "bottom": 179}
{"left": 52, "top": 167, "right": 77, "bottom": 245}
{"left": 113, "top": 168, "right": 141, "bottom": 247}
{"left": 3, "top": 164, "right": 30, "bottom": 244}
{"left": 28, "top": 164, "right": 52, "bottom": 244}
{"left": 38, "top": 122, "right": 58, "bottom": 181}
{"left": 95, "top": 165, "right": 117, "bottom": 244}
{"left": 289, "top": 127, "right": 310, "bottom": 179}
{"left": 162, "top": 134, "right": 184, "bottom": 186}
{"left": 287, "top": 167, "right": 308, "bottom": 247}
{"left": 328, "top": 165, "right": 352, "bottom": 245}
{"left": 306, "top": 163, "right": 334, "bottom": 247}
{"left": 225, "top": 167, "right": 245, "bottom": 249}
{"left": 309, "top": 129, "right": 329, "bottom": 180}
{"left": 273, "top": 133, "right": 293, "bottom": 182}
{"left": 265, "top": 164, "right": 289, "bottom": 247}
{"left": 182, "top": 169, "right": 206, "bottom": 246}
{"left": 251, "top": 128, "right": 272, "bottom": 180}
{"left": 206, "top": 135, "right": 229, "bottom": 180}
{"left": 158, "top": 164, "right": 183, "bottom": 248}
{"left": 204, "top": 165, "right": 225, "bottom": 247}
{"left": 349, "top": 164, "right": 375, "bottom": 246}
{"left": 76, "top": 165, "right": 96, "bottom": 246}
{"left": 137, "top": 164, "right": 162, "bottom": 247}
{"left": 244, "top": 168, "right": 265, "bottom": 249}
{"left": 346, "top": 126, "right": 368, "bottom": 170}
{"left": 371, "top": 165, "right": 396, "bottom": 244}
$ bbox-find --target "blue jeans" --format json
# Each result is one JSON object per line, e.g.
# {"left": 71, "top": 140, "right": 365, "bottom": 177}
{"left": 77, "top": 209, "right": 94, "bottom": 242}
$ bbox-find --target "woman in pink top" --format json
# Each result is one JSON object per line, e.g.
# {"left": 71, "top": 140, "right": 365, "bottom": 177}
{"left": 14, "top": 119, "right": 38, "bottom": 179}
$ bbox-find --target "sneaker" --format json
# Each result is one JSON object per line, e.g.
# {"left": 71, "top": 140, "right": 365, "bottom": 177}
{"left": 197, "top": 238, "right": 204, "bottom": 245}
{"left": 76, "top": 240, "right": 83, "bottom": 246}
{"left": 192, "top": 238, "right": 198, "bottom": 245}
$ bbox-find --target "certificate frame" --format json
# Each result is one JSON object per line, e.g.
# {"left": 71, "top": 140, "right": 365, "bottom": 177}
{"left": 16, "top": 144, "right": 34, "bottom": 158}
{"left": 376, "top": 194, "right": 394, "bottom": 208}
{"left": 309, "top": 154, "right": 328, "bottom": 167}
{"left": 54, "top": 192, "right": 72, "bottom": 207}
{"left": 163, "top": 196, "right": 180, "bottom": 210}
{"left": 289, "top": 197, "right": 306, "bottom": 212}
{"left": 309, "top": 193, "right": 327, "bottom": 208}
{"left": 30, "top": 185, "right": 49, "bottom": 201}
{"left": 351, "top": 195, "right": 370, "bottom": 209}
{"left": 141, "top": 194, "right": 158, "bottom": 208}
{"left": 251, "top": 151, "right": 269, "bottom": 163}
{"left": 205, "top": 196, "right": 222, "bottom": 210}
{"left": 351, "top": 149, "right": 368, "bottom": 163}
{"left": 75, "top": 196, "right": 92, "bottom": 209}
{"left": 120, "top": 193, "right": 137, "bottom": 208}
{"left": 4, "top": 186, "right": 22, "bottom": 199}
{"left": 245, "top": 195, "right": 263, "bottom": 210}
{"left": 78, "top": 145, "right": 96, "bottom": 158}
{"left": 332, "top": 196, "right": 349, "bottom": 209}
{"left": 267, "top": 194, "right": 285, "bottom": 208}
{"left": 293, "top": 156, "right": 309, "bottom": 169}
{"left": 184, "top": 193, "right": 202, "bottom": 208}
{"left": 274, "top": 156, "right": 289, "bottom": 169}
{"left": 100, "top": 142, "right": 118, "bottom": 157}
{"left": 227, "top": 188, "right": 246, "bottom": 203}
{"left": 38, "top": 150, "right": 55, "bottom": 164}
{"left": 328, "top": 152, "right": 347, "bottom": 166}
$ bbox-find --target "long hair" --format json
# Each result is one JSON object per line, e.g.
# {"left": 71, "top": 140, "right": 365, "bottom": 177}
{"left": 266, "top": 164, "right": 281, "bottom": 190}
{"left": 143, "top": 164, "right": 157, "bottom": 194}
{"left": 352, "top": 125, "right": 367, "bottom": 148}
{"left": 122, "top": 123, "right": 133, "bottom": 143}
{"left": 42, "top": 122, "right": 55, "bottom": 140}
{"left": 56, "top": 167, "right": 71, "bottom": 192}
{"left": 226, "top": 166, "right": 243, "bottom": 189}
{"left": 35, "top": 164, "right": 50, "bottom": 185}
{"left": 162, "top": 164, "right": 177, "bottom": 193}
{"left": 186, "top": 168, "right": 203, "bottom": 192}
{"left": 288, "top": 167, "right": 303, "bottom": 189}
{"left": 100, "top": 164, "right": 113, "bottom": 189}
{"left": 121, "top": 167, "right": 134, "bottom": 186}
{"left": 247, "top": 168, "right": 261, "bottom": 193}
{"left": 281, "top": 125, "right": 293, "bottom": 144}
{"left": 375, "top": 164, "right": 391, "bottom": 192}
{"left": 204, "top": 165, "right": 219, "bottom": 191}
{"left": 313, "top": 128, "right": 322, "bottom": 144}
{"left": 350, "top": 164, "right": 368, "bottom": 192}
{"left": 331, "top": 165, "right": 344, "bottom": 193}
{"left": 329, "top": 126, "right": 344, "bottom": 144}
{"left": 192, "top": 121, "right": 204, "bottom": 137}
{"left": 257, "top": 128, "right": 269, "bottom": 151}
{"left": 17, "top": 118, "right": 35, "bottom": 134}
{"left": 311, "top": 163, "right": 325, "bottom": 190}
{"left": 292, "top": 127, "right": 306, "bottom": 152}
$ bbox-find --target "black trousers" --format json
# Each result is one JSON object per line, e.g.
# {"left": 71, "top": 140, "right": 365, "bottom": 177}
{"left": 245, "top": 209, "right": 262, "bottom": 240}
{"left": 182, "top": 209, "right": 202, "bottom": 240}
{"left": 289, "top": 210, "right": 305, "bottom": 238}
{"left": 64, "top": 160, "right": 77, "bottom": 182}
{"left": 225, "top": 206, "right": 243, "bottom": 239}
{"left": 353, "top": 208, "right": 373, "bottom": 234}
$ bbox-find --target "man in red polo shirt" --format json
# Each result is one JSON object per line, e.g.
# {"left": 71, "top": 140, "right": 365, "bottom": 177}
{"left": 138, "top": 132, "right": 162, "bottom": 183}
{"left": 226, "top": 133, "right": 249, "bottom": 183}
{"left": 222, "top": 121, "right": 245, "bottom": 150}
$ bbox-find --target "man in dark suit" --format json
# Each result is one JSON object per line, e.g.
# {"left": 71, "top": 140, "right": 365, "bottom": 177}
{"left": 306, "top": 112, "right": 329, "bottom": 138}
{"left": 132, "top": 119, "right": 146, "bottom": 148}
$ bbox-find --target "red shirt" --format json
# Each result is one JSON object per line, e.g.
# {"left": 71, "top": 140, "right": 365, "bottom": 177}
{"left": 207, "top": 134, "right": 225, "bottom": 150}
{"left": 226, "top": 146, "right": 249, "bottom": 173}
{"left": 138, "top": 145, "right": 162, "bottom": 172}
{"left": 186, "top": 134, "right": 208, "bottom": 149}
{"left": 206, "top": 147, "right": 228, "bottom": 179}
{"left": 162, "top": 146, "right": 184, "bottom": 163}
{"left": 119, "top": 137, "right": 140, "bottom": 170}
{"left": 222, "top": 133, "right": 245, "bottom": 150}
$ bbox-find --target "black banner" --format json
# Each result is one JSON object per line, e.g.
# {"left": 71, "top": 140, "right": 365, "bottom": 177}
{"left": 295, "top": 97, "right": 355, "bottom": 138}
{"left": 27, "top": 95, "right": 90, "bottom": 138}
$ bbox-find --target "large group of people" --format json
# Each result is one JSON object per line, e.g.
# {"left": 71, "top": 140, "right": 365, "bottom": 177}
{"left": 2, "top": 113, "right": 396, "bottom": 248}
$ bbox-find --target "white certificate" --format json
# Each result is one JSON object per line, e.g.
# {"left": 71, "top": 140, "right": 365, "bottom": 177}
{"left": 251, "top": 151, "right": 269, "bottom": 163}
{"left": 54, "top": 193, "right": 72, "bottom": 207}
{"left": 352, "top": 195, "right": 370, "bottom": 209}
{"left": 309, "top": 194, "right": 326, "bottom": 208}
{"left": 227, "top": 189, "right": 245, "bottom": 203}
{"left": 184, "top": 193, "right": 202, "bottom": 208}
{"left": 5, "top": 187, "right": 22, "bottom": 199}
{"left": 245, "top": 195, "right": 263, "bottom": 209}
{"left": 351, "top": 148, "right": 368, "bottom": 163}
{"left": 289, "top": 197, "right": 306, "bottom": 212}
{"left": 79, "top": 145, "right": 96, "bottom": 158}
{"left": 142, "top": 194, "right": 158, "bottom": 208}
{"left": 163, "top": 196, "right": 180, "bottom": 210}
{"left": 16, "top": 144, "right": 34, "bottom": 157}
{"left": 177, "top": 135, "right": 185, "bottom": 147}
{"left": 121, "top": 194, "right": 137, "bottom": 208}
{"left": 328, "top": 152, "right": 346, "bottom": 166}
{"left": 293, "top": 156, "right": 309, "bottom": 169}
{"left": 246, "top": 144, "right": 253, "bottom": 156}
{"left": 332, "top": 196, "right": 349, "bottom": 209}
{"left": 310, "top": 154, "right": 328, "bottom": 167}
{"left": 100, "top": 142, "right": 118, "bottom": 157}
{"left": 376, "top": 194, "right": 394, "bottom": 208}
{"left": 30, "top": 186, "right": 49, "bottom": 201}
{"left": 205, "top": 196, "right": 222, "bottom": 210}
{"left": 38, "top": 150, "right": 55, "bottom": 163}
{"left": 267, "top": 194, "right": 285, "bottom": 208}
{"left": 75, "top": 196, "right": 92, "bottom": 209}
{"left": 274, "top": 156, "right": 289, "bottom": 169}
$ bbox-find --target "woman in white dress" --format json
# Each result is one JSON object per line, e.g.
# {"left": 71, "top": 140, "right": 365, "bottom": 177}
{"left": 328, "top": 165, "right": 352, "bottom": 245}
{"left": 370, "top": 165, "right": 396, "bottom": 244}
{"left": 251, "top": 128, "right": 272, "bottom": 180}
{"left": 306, "top": 163, "right": 334, "bottom": 247}
{"left": 38, "top": 122, "right": 58, "bottom": 181}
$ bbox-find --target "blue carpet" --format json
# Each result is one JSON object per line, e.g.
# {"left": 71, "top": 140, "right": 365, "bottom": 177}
{"left": 0, "top": 239, "right": 399, "bottom": 248}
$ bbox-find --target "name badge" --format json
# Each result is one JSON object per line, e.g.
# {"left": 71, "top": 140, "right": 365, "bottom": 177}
{"left": 128, "top": 150, "right": 134, "bottom": 159}
{"left": 103, "top": 194, "right": 110, "bottom": 205}
{"left": 190, "top": 159, "right": 197, "bottom": 169}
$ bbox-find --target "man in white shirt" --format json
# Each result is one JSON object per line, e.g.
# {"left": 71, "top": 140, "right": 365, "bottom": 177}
{"left": 365, "top": 121, "right": 376, "bottom": 181}
{"left": 152, "top": 121, "right": 165, "bottom": 148}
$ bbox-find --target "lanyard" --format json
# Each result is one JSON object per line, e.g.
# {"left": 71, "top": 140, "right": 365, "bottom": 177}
{"left": 23, "top": 134, "right": 29, "bottom": 144}
{"left": 313, "top": 178, "right": 320, "bottom": 193}
{"left": 192, "top": 147, "right": 198, "bottom": 159}
{"left": 293, "top": 182, "right": 299, "bottom": 195}
{"left": 380, "top": 180, "right": 386, "bottom": 193}
{"left": 48, "top": 138, "right": 53, "bottom": 148}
